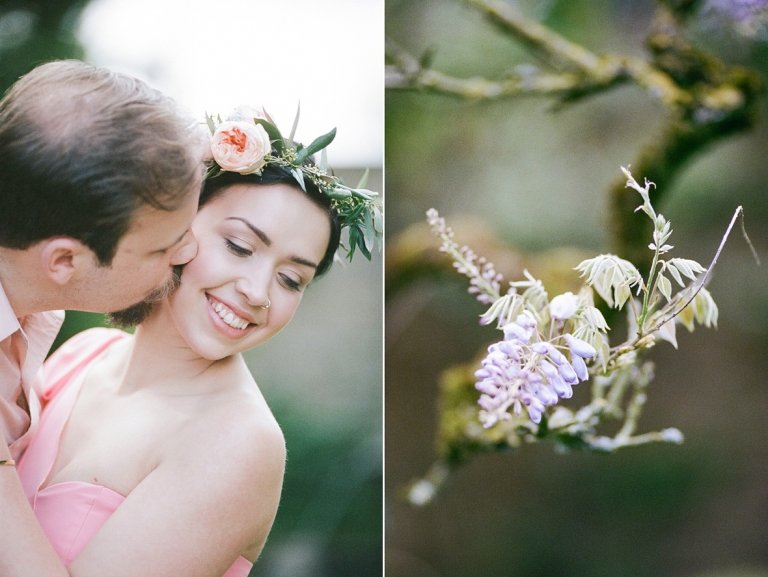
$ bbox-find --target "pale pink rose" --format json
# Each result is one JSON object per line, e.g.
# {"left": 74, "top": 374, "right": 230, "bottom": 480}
{"left": 210, "top": 120, "right": 271, "bottom": 174}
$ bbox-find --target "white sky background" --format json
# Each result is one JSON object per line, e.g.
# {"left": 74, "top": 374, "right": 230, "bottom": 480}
{"left": 77, "top": 0, "right": 383, "bottom": 168}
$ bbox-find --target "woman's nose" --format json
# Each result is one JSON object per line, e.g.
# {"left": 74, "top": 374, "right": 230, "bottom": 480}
{"left": 235, "top": 276, "right": 271, "bottom": 309}
{"left": 170, "top": 230, "right": 198, "bottom": 265}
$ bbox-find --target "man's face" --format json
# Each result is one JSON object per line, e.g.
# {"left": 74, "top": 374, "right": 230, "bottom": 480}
{"left": 71, "top": 184, "right": 200, "bottom": 314}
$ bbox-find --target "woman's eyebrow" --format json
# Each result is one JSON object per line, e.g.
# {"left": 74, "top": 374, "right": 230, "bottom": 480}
{"left": 225, "top": 216, "right": 319, "bottom": 269}
{"left": 226, "top": 217, "right": 271, "bottom": 246}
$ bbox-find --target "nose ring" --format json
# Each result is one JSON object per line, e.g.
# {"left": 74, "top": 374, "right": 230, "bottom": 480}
{"left": 260, "top": 297, "right": 271, "bottom": 310}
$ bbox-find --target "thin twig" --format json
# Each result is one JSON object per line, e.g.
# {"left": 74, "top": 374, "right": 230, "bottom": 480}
{"left": 463, "top": 0, "right": 604, "bottom": 73}
{"left": 653, "top": 206, "right": 750, "bottom": 330}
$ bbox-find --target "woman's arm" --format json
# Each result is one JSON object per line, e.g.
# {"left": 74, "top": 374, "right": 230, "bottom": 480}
{"left": 0, "top": 441, "right": 70, "bottom": 577}
{"left": 0, "top": 328, "right": 128, "bottom": 577}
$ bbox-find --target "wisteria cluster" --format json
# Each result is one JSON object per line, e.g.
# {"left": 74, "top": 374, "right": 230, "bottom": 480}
{"left": 406, "top": 166, "right": 753, "bottom": 507}
{"left": 476, "top": 308, "right": 596, "bottom": 427}
{"left": 425, "top": 167, "right": 738, "bottom": 437}
{"left": 427, "top": 210, "right": 610, "bottom": 429}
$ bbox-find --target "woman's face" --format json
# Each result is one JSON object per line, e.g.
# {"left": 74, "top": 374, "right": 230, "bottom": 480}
{"left": 167, "top": 182, "right": 331, "bottom": 360}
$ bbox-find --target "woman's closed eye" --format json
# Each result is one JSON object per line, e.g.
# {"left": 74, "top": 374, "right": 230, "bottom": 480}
{"left": 226, "top": 238, "right": 252, "bottom": 257}
{"left": 279, "top": 273, "right": 303, "bottom": 292}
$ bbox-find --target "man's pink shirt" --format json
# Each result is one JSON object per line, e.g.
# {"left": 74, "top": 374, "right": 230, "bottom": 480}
{"left": 0, "top": 278, "right": 63, "bottom": 459}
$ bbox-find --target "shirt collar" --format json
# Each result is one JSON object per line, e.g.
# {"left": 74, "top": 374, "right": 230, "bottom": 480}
{"left": 0, "top": 278, "right": 21, "bottom": 342}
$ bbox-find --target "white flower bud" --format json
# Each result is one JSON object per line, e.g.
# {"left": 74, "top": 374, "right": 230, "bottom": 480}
{"left": 549, "top": 291, "right": 579, "bottom": 321}
{"left": 661, "top": 428, "right": 684, "bottom": 444}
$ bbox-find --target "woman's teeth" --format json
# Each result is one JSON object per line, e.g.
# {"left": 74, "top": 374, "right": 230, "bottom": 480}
{"left": 211, "top": 300, "right": 250, "bottom": 330}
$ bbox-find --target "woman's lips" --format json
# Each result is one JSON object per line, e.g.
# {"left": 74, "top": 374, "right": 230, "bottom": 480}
{"left": 206, "top": 294, "right": 258, "bottom": 337}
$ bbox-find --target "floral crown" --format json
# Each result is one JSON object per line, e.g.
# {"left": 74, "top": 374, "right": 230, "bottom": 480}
{"left": 204, "top": 105, "right": 382, "bottom": 263}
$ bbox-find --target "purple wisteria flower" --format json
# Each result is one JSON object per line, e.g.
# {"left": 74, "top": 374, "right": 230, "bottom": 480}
{"left": 707, "top": 0, "right": 768, "bottom": 23}
{"left": 475, "top": 311, "right": 597, "bottom": 428}
{"left": 426, "top": 208, "right": 503, "bottom": 305}
{"left": 703, "top": 0, "right": 768, "bottom": 38}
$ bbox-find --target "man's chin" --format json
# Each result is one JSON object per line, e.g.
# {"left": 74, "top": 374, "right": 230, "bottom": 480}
{"left": 107, "top": 266, "right": 182, "bottom": 328}
{"left": 106, "top": 300, "right": 156, "bottom": 328}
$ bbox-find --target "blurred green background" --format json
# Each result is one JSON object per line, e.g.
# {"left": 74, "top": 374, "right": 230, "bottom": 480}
{"left": 385, "top": 1, "right": 768, "bottom": 576}
{"left": 1, "top": 2, "right": 382, "bottom": 576}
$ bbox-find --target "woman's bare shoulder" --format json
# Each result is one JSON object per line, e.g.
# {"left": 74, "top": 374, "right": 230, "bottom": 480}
{"left": 217, "top": 395, "right": 287, "bottom": 470}
{"left": 150, "top": 379, "right": 286, "bottom": 558}
{"left": 168, "top": 371, "right": 286, "bottom": 481}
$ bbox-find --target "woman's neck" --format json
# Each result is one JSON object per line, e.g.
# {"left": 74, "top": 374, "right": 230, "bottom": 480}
{"left": 113, "top": 304, "right": 243, "bottom": 396}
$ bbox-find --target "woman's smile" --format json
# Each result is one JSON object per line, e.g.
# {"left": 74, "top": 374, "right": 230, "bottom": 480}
{"left": 206, "top": 294, "right": 258, "bottom": 338}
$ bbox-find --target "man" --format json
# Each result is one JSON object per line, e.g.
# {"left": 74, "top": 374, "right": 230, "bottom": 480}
{"left": 0, "top": 60, "right": 203, "bottom": 461}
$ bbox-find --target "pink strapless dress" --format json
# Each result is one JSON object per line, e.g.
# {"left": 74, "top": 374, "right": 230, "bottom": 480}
{"left": 17, "top": 328, "right": 253, "bottom": 577}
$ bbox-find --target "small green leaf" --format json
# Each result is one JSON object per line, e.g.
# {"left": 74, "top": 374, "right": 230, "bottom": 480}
{"left": 205, "top": 164, "right": 222, "bottom": 179}
{"left": 582, "top": 306, "right": 609, "bottom": 332}
{"left": 615, "top": 284, "right": 632, "bottom": 309}
{"left": 664, "top": 262, "right": 685, "bottom": 287}
{"left": 291, "top": 168, "right": 306, "bottom": 192}
{"left": 362, "top": 208, "right": 375, "bottom": 251}
{"left": 678, "top": 304, "right": 696, "bottom": 332}
{"left": 667, "top": 258, "right": 705, "bottom": 280}
{"left": 372, "top": 205, "right": 383, "bottom": 234}
{"left": 693, "top": 288, "right": 718, "bottom": 328}
{"left": 655, "top": 318, "right": 678, "bottom": 348}
{"left": 205, "top": 113, "right": 216, "bottom": 134}
{"left": 355, "top": 226, "right": 372, "bottom": 259}
{"left": 288, "top": 102, "right": 300, "bottom": 146}
{"left": 657, "top": 273, "right": 672, "bottom": 302}
{"left": 347, "top": 226, "right": 360, "bottom": 261}
{"left": 253, "top": 118, "right": 286, "bottom": 154}
{"left": 328, "top": 186, "right": 352, "bottom": 199}
{"left": 351, "top": 187, "right": 376, "bottom": 200}
{"left": 479, "top": 294, "right": 515, "bottom": 327}
{"left": 355, "top": 168, "right": 370, "bottom": 190}
{"left": 303, "top": 127, "right": 337, "bottom": 157}
{"left": 261, "top": 108, "right": 277, "bottom": 125}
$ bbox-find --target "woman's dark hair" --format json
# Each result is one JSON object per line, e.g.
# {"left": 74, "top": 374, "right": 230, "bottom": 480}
{"left": 200, "top": 163, "right": 342, "bottom": 277}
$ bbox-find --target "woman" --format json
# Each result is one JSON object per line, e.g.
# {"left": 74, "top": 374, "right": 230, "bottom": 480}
{"left": 0, "top": 109, "right": 381, "bottom": 577}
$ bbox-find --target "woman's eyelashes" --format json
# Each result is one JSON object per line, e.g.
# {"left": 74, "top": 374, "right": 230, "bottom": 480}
{"left": 225, "top": 238, "right": 252, "bottom": 257}
{"left": 279, "top": 274, "right": 302, "bottom": 292}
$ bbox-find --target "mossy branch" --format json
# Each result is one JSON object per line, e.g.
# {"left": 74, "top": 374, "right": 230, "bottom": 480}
{"left": 386, "top": 0, "right": 763, "bottom": 268}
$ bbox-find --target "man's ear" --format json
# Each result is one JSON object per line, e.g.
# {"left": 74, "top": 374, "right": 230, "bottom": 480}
{"left": 39, "top": 237, "right": 90, "bottom": 286}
